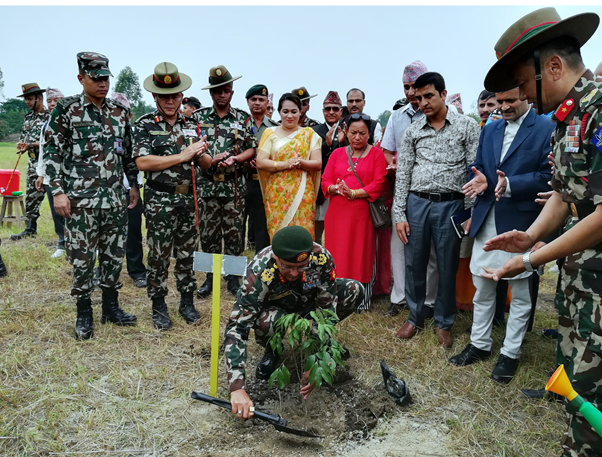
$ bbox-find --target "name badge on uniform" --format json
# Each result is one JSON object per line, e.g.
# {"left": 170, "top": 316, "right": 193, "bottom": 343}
{"left": 594, "top": 126, "right": 602, "bottom": 154}
{"left": 150, "top": 130, "right": 169, "bottom": 136}
{"left": 73, "top": 121, "right": 95, "bottom": 128}
{"left": 115, "top": 138, "right": 123, "bottom": 155}
{"left": 182, "top": 129, "right": 198, "bottom": 138}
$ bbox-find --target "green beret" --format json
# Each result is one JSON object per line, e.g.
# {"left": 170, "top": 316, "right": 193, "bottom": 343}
{"left": 272, "top": 226, "right": 313, "bottom": 263}
{"left": 246, "top": 84, "right": 269, "bottom": 100}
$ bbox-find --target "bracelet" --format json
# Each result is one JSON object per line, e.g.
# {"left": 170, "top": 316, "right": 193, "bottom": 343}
{"left": 522, "top": 251, "right": 534, "bottom": 273}
{"left": 349, "top": 189, "right": 356, "bottom": 200}
{"left": 273, "top": 161, "right": 278, "bottom": 171}
{"left": 328, "top": 185, "right": 334, "bottom": 195}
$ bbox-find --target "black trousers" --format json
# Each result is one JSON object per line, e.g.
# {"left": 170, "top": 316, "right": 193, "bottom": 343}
{"left": 125, "top": 192, "right": 146, "bottom": 280}
{"left": 245, "top": 179, "right": 270, "bottom": 254}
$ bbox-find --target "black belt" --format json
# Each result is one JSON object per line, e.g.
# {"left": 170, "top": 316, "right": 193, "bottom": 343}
{"left": 244, "top": 172, "right": 260, "bottom": 181}
{"left": 146, "top": 180, "right": 191, "bottom": 195}
{"left": 568, "top": 201, "right": 596, "bottom": 220}
{"left": 411, "top": 191, "right": 464, "bottom": 202}
{"left": 202, "top": 171, "right": 237, "bottom": 182}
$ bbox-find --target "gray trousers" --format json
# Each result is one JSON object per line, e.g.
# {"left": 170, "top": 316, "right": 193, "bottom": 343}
{"left": 405, "top": 192, "right": 462, "bottom": 330}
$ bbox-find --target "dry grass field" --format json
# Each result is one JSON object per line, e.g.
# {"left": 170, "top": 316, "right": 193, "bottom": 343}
{"left": 0, "top": 142, "right": 566, "bottom": 456}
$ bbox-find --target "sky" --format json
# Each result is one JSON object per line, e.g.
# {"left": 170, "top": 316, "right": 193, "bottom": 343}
{"left": 1, "top": 5, "right": 602, "bottom": 121}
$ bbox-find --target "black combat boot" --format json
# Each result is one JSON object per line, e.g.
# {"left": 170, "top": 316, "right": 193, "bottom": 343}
{"left": 152, "top": 296, "right": 172, "bottom": 330}
{"left": 74, "top": 298, "right": 94, "bottom": 340}
{"left": 179, "top": 292, "right": 201, "bottom": 324}
{"left": 225, "top": 275, "right": 240, "bottom": 296}
{"left": 100, "top": 289, "right": 137, "bottom": 326}
{"left": 10, "top": 219, "right": 37, "bottom": 241}
{"left": 196, "top": 273, "right": 213, "bottom": 299}
{"left": 256, "top": 346, "right": 280, "bottom": 380}
{"left": 0, "top": 253, "right": 7, "bottom": 278}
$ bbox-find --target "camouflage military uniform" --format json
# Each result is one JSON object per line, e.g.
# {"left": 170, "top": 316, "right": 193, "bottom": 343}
{"left": 133, "top": 110, "right": 202, "bottom": 299}
{"left": 301, "top": 116, "right": 320, "bottom": 128}
{"left": 192, "top": 105, "right": 258, "bottom": 255}
{"left": 223, "top": 243, "right": 364, "bottom": 391}
{"left": 20, "top": 109, "right": 50, "bottom": 220}
{"left": 550, "top": 70, "right": 602, "bottom": 457}
{"left": 45, "top": 93, "right": 138, "bottom": 299}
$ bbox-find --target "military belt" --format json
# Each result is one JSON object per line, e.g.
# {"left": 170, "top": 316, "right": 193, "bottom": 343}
{"left": 202, "top": 171, "right": 237, "bottom": 182}
{"left": 568, "top": 201, "right": 596, "bottom": 220}
{"left": 245, "top": 172, "right": 259, "bottom": 181}
{"left": 146, "top": 180, "right": 190, "bottom": 195}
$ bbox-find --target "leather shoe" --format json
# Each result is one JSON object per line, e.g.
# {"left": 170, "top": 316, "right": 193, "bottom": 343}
{"left": 449, "top": 343, "right": 491, "bottom": 366}
{"left": 196, "top": 273, "right": 213, "bottom": 299}
{"left": 134, "top": 277, "right": 147, "bottom": 288}
{"left": 436, "top": 327, "right": 453, "bottom": 348}
{"left": 256, "top": 347, "right": 280, "bottom": 380}
{"left": 491, "top": 354, "right": 519, "bottom": 384}
{"left": 396, "top": 322, "right": 417, "bottom": 339}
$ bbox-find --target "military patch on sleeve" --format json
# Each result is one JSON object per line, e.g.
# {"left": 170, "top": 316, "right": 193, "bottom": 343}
{"left": 593, "top": 125, "right": 602, "bottom": 154}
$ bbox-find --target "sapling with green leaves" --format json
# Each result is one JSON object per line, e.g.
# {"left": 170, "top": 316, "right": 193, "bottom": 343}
{"left": 267, "top": 309, "right": 346, "bottom": 396}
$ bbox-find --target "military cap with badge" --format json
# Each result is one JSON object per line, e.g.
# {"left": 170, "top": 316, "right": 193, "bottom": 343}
{"left": 291, "top": 86, "right": 317, "bottom": 102}
{"left": 17, "top": 83, "right": 46, "bottom": 98}
{"left": 202, "top": 65, "right": 242, "bottom": 90}
{"left": 272, "top": 226, "right": 314, "bottom": 263}
{"left": 245, "top": 84, "right": 269, "bottom": 100}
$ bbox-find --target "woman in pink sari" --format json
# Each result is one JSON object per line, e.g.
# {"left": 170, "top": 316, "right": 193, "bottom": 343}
{"left": 256, "top": 93, "right": 322, "bottom": 240}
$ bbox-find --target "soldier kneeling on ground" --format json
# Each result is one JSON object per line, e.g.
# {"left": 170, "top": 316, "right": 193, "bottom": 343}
{"left": 223, "top": 226, "right": 364, "bottom": 420}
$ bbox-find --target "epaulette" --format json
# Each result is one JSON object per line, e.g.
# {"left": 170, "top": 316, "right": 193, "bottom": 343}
{"left": 234, "top": 107, "right": 252, "bottom": 123}
{"left": 134, "top": 111, "right": 155, "bottom": 126}
{"left": 580, "top": 88, "right": 602, "bottom": 111}
{"left": 59, "top": 95, "right": 79, "bottom": 108}
{"left": 194, "top": 106, "right": 210, "bottom": 115}
{"left": 266, "top": 117, "right": 279, "bottom": 127}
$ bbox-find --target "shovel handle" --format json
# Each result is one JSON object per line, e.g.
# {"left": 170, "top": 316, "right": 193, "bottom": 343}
{"left": 191, "top": 391, "right": 284, "bottom": 425}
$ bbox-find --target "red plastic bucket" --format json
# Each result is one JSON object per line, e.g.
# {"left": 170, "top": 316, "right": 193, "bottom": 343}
{"left": 0, "top": 169, "right": 21, "bottom": 195}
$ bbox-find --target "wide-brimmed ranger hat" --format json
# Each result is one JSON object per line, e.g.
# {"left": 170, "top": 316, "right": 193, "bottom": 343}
{"left": 202, "top": 65, "right": 241, "bottom": 90}
{"left": 17, "top": 83, "right": 46, "bottom": 97}
{"left": 144, "top": 62, "right": 192, "bottom": 95}
{"left": 484, "top": 7, "right": 599, "bottom": 92}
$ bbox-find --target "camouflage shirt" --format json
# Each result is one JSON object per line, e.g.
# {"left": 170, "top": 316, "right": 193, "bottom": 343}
{"left": 44, "top": 93, "right": 138, "bottom": 208}
{"left": 20, "top": 109, "right": 50, "bottom": 149}
{"left": 301, "top": 116, "right": 320, "bottom": 128}
{"left": 244, "top": 115, "right": 279, "bottom": 175}
{"left": 192, "top": 105, "right": 258, "bottom": 198}
{"left": 134, "top": 110, "right": 202, "bottom": 208}
{"left": 224, "top": 243, "right": 338, "bottom": 392}
{"left": 551, "top": 70, "right": 602, "bottom": 272}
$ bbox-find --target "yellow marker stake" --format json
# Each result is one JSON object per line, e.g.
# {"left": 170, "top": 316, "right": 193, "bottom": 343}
{"left": 210, "top": 254, "right": 223, "bottom": 397}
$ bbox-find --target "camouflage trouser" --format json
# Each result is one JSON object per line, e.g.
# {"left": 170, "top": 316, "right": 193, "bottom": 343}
{"left": 25, "top": 158, "right": 45, "bottom": 221}
{"left": 145, "top": 196, "right": 198, "bottom": 299}
{"left": 557, "top": 266, "right": 602, "bottom": 457}
{"left": 199, "top": 196, "right": 244, "bottom": 256}
{"left": 65, "top": 206, "right": 127, "bottom": 299}
{"left": 254, "top": 278, "right": 365, "bottom": 346}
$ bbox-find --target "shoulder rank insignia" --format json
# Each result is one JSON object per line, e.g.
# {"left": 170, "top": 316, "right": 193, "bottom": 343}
{"left": 554, "top": 99, "right": 575, "bottom": 122}
{"left": 329, "top": 268, "right": 336, "bottom": 281}
{"left": 155, "top": 115, "right": 161, "bottom": 123}
{"left": 580, "top": 88, "right": 602, "bottom": 110}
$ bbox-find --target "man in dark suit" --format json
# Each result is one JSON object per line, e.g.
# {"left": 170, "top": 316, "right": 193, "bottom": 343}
{"left": 449, "top": 88, "right": 554, "bottom": 383}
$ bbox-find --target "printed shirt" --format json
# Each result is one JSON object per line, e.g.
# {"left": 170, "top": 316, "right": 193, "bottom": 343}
{"left": 550, "top": 70, "right": 602, "bottom": 272}
{"left": 192, "top": 105, "right": 258, "bottom": 198}
{"left": 20, "top": 109, "right": 50, "bottom": 144}
{"left": 223, "top": 243, "right": 338, "bottom": 392}
{"left": 44, "top": 93, "right": 138, "bottom": 208}
{"left": 393, "top": 108, "right": 480, "bottom": 223}
{"left": 133, "top": 110, "right": 201, "bottom": 207}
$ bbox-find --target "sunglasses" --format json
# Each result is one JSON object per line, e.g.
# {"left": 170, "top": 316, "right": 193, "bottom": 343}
{"left": 349, "top": 113, "right": 371, "bottom": 121}
{"left": 323, "top": 106, "right": 341, "bottom": 112}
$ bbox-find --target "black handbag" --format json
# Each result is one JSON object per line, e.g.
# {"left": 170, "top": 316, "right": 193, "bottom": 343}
{"left": 346, "top": 147, "right": 392, "bottom": 231}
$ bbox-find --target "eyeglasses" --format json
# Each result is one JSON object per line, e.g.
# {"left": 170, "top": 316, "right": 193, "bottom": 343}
{"left": 323, "top": 106, "right": 341, "bottom": 112}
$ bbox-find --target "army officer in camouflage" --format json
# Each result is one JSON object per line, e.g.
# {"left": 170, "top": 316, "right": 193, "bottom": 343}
{"left": 11, "top": 83, "right": 50, "bottom": 240}
{"left": 193, "top": 65, "right": 258, "bottom": 298}
{"left": 45, "top": 52, "right": 139, "bottom": 340}
{"left": 134, "top": 62, "right": 211, "bottom": 331}
{"left": 482, "top": 8, "right": 602, "bottom": 457}
{"left": 224, "top": 226, "right": 364, "bottom": 419}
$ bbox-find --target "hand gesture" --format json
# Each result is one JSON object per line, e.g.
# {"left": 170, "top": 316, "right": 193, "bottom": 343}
{"left": 325, "top": 123, "right": 339, "bottom": 147}
{"left": 494, "top": 170, "right": 507, "bottom": 201}
{"left": 481, "top": 254, "right": 525, "bottom": 281}
{"left": 535, "top": 190, "right": 554, "bottom": 205}
{"left": 300, "top": 370, "right": 316, "bottom": 400}
{"left": 53, "top": 193, "right": 72, "bottom": 218}
{"left": 213, "top": 151, "right": 230, "bottom": 166}
{"left": 463, "top": 167, "right": 487, "bottom": 198}
{"left": 483, "top": 229, "right": 534, "bottom": 253}
{"left": 231, "top": 389, "right": 255, "bottom": 420}
{"left": 387, "top": 155, "right": 397, "bottom": 172}
{"left": 17, "top": 141, "right": 27, "bottom": 154}
{"left": 285, "top": 157, "right": 301, "bottom": 169}
{"left": 128, "top": 187, "right": 140, "bottom": 209}
{"left": 35, "top": 176, "right": 45, "bottom": 192}
{"left": 337, "top": 124, "right": 347, "bottom": 144}
{"left": 180, "top": 137, "right": 207, "bottom": 163}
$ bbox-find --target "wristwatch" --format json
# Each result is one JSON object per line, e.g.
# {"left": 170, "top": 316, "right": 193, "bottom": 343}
{"left": 522, "top": 251, "right": 534, "bottom": 273}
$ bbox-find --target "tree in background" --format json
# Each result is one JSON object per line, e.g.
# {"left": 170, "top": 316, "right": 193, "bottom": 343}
{"left": 0, "top": 67, "right": 5, "bottom": 100}
{"left": 0, "top": 98, "right": 28, "bottom": 138}
{"left": 377, "top": 110, "right": 391, "bottom": 129}
{"left": 114, "top": 66, "right": 153, "bottom": 121}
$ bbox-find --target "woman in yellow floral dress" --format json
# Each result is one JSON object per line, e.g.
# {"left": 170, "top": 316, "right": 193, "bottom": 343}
{"left": 256, "top": 93, "right": 322, "bottom": 240}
